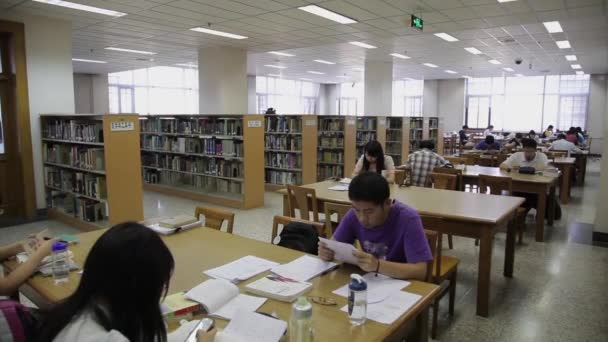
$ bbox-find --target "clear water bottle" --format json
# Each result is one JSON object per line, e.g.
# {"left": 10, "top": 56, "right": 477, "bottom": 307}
{"left": 51, "top": 241, "right": 70, "bottom": 284}
{"left": 348, "top": 274, "right": 367, "bottom": 325}
{"left": 289, "top": 296, "right": 313, "bottom": 342}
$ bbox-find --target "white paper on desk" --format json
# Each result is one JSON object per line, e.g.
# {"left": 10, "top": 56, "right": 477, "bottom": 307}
{"left": 339, "top": 178, "right": 352, "bottom": 184}
{"left": 204, "top": 255, "right": 279, "bottom": 282}
{"left": 185, "top": 279, "right": 267, "bottom": 320}
{"left": 213, "top": 294, "right": 267, "bottom": 320}
{"left": 271, "top": 255, "right": 337, "bottom": 282}
{"left": 328, "top": 184, "right": 349, "bottom": 191}
{"left": 340, "top": 290, "right": 422, "bottom": 325}
{"left": 332, "top": 273, "right": 410, "bottom": 304}
{"left": 222, "top": 311, "right": 287, "bottom": 342}
{"left": 318, "top": 237, "right": 359, "bottom": 265}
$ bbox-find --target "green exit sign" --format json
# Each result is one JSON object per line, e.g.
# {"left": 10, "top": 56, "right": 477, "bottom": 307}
{"left": 411, "top": 15, "right": 423, "bottom": 31}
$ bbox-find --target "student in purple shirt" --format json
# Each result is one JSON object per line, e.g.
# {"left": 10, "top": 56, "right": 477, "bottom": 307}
{"left": 318, "top": 172, "right": 433, "bottom": 280}
{"left": 475, "top": 135, "right": 501, "bottom": 151}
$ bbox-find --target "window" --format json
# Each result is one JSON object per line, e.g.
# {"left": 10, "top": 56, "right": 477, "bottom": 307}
{"left": 256, "top": 76, "right": 320, "bottom": 114}
{"left": 393, "top": 80, "right": 423, "bottom": 116}
{"left": 108, "top": 66, "right": 199, "bottom": 114}
{"left": 337, "top": 82, "right": 364, "bottom": 115}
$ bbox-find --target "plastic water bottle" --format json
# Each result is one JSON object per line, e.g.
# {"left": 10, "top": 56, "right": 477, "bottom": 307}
{"left": 289, "top": 296, "right": 313, "bottom": 342}
{"left": 51, "top": 241, "right": 70, "bottom": 284}
{"left": 348, "top": 274, "right": 367, "bottom": 325}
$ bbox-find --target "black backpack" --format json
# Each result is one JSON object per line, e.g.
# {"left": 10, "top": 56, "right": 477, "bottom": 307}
{"left": 276, "top": 222, "right": 319, "bottom": 255}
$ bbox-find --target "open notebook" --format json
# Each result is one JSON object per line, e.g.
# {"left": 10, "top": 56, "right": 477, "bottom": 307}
{"left": 185, "top": 279, "right": 266, "bottom": 320}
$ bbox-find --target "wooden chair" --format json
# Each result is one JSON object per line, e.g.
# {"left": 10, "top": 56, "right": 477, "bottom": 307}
{"left": 323, "top": 202, "right": 351, "bottom": 237}
{"left": 394, "top": 169, "right": 405, "bottom": 186}
{"left": 194, "top": 206, "right": 235, "bottom": 234}
{"left": 271, "top": 215, "right": 326, "bottom": 243}
{"left": 462, "top": 153, "right": 479, "bottom": 166}
{"left": 432, "top": 167, "right": 464, "bottom": 191}
{"left": 427, "top": 172, "right": 457, "bottom": 191}
{"left": 445, "top": 156, "right": 465, "bottom": 165}
{"left": 421, "top": 217, "right": 459, "bottom": 339}
{"left": 286, "top": 185, "right": 320, "bottom": 222}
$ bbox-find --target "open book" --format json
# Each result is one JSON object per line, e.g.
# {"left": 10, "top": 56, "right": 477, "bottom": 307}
{"left": 245, "top": 275, "right": 312, "bottom": 302}
{"left": 185, "top": 279, "right": 267, "bottom": 320}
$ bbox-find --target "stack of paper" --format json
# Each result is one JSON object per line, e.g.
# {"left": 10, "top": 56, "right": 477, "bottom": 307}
{"left": 219, "top": 311, "right": 287, "bottom": 342}
{"left": 340, "top": 290, "right": 422, "bottom": 325}
{"left": 332, "top": 273, "right": 410, "bottom": 303}
{"left": 204, "top": 256, "right": 279, "bottom": 282}
{"left": 271, "top": 255, "right": 337, "bottom": 282}
{"left": 328, "top": 184, "right": 349, "bottom": 191}
{"left": 245, "top": 276, "right": 312, "bottom": 302}
{"left": 318, "top": 237, "right": 358, "bottom": 265}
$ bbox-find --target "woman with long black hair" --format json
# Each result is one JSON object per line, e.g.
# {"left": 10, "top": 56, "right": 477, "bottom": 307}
{"left": 352, "top": 140, "right": 395, "bottom": 183}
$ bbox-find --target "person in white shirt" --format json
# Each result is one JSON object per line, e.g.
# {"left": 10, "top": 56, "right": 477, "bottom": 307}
{"left": 483, "top": 125, "right": 494, "bottom": 137}
{"left": 549, "top": 133, "right": 582, "bottom": 156}
{"left": 500, "top": 138, "right": 549, "bottom": 170}
{"left": 352, "top": 140, "right": 395, "bottom": 184}
{"left": 527, "top": 130, "right": 541, "bottom": 144}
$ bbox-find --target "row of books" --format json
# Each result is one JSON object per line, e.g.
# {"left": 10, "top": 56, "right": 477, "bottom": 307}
{"left": 429, "top": 130, "right": 439, "bottom": 139}
{"left": 142, "top": 154, "right": 243, "bottom": 179}
{"left": 43, "top": 119, "right": 103, "bottom": 142}
{"left": 141, "top": 136, "right": 243, "bottom": 157}
{"left": 43, "top": 143, "right": 104, "bottom": 171}
{"left": 265, "top": 135, "right": 301, "bottom": 151}
{"left": 47, "top": 191, "right": 107, "bottom": 223}
{"left": 356, "top": 132, "right": 376, "bottom": 145}
{"left": 319, "top": 118, "right": 344, "bottom": 131}
{"left": 410, "top": 129, "right": 423, "bottom": 140}
{"left": 143, "top": 169, "right": 243, "bottom": 194}
{"left": 318, "top": 165, "right": 343, "bottom": 179}
{"left": 387, "top": 118, "right": 402, "bottom": 129}
{"left": 387, "top": 130, "right": 402, "bottom": 142}
{"left": 142, "top": 118, "right": 243, "bottom": 136}
{"left": 265, "top": 117, "right": 301, "bottom": 133}
{"left": 319, "top": 136, "right": 344, "bottom": 148}
{"left": 356, "top": 118, "right": 376, "bottom": 130}
{"left": 385, "top": 142, "right": 402, "bottom": 156}
{"left": 265, "top": 152, "right": 301, "bottom": 169}
{"left": 318, "top": 151, "right": 343, "bottom": 164}
{"left": 429, "top": 118, "right": 439, "bottom": 128}
{"left": 410, "top": 118, "right": 424, "bottom": 129}
{"left": 44, "top": 167, "right": 107, "bottom": 200}
{"left": 265, "top": 170, "right": 301, "bottom": 185}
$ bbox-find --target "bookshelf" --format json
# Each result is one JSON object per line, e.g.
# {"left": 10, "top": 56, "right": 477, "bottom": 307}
{"left": 356, "top": 117, "right": 376, "bottom": 159}
{"left": 422, "top": 117, "right": 443, "bottom": 153}
{"left": 317, "top": 116, "right": 356, "bottom": 180}
{"left": 140, "top": 115, "right": 264, "bottom": 209}
{"left": 41, "top": 114, "right": 143, "bottom": 231}
{"left": 264, "top": 115, "right": 317, "bottom": 190}
{"left": 385, "top": 117, "right": 408, "bottom": 166}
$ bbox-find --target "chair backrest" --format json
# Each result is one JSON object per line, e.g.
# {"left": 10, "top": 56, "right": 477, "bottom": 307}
{"left": 323, "top": 202, "right": 351, "bottom": 237}
{"left": 478, "top": 174, "right": 512, "bottom": 196}
{"left": 432, "top": 167, "right": 463, "bottom": 191}
{"left": 423, "top": 229, "right": 438, "bottom": 283}
{"left": 271, "top": 215, "right": 326, "bottom": 243}
{"left": 427, "top": 172, "right": 458, "bottom": 190}
{"left": 394, "top": 169, "right": 405, "bottom": 185}
{"left": 286, "top": 185, "right": 319, "bottom": 222}
{"left": 462, "top": 153, "right": 480, "bottom": 165}
{"left": 194, "top": 206, "right": 235, "bottom": 233}
{"left": 548, "top": 150, "right": 568, "bottom": 159}
{"left": 445, "top": 156, "right": 466, "bottom": 165}
{"left": 420, "top": 215, "right": 444, "bottom": 283}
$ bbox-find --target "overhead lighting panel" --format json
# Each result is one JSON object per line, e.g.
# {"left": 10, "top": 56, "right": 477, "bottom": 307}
{"left": 298, "top": 5, "right": 357, "bottom": 24}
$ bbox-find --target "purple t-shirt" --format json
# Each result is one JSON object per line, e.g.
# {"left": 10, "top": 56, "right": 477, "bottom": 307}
{"left": 332, "top": 200, "right": 433, "bottom": 264}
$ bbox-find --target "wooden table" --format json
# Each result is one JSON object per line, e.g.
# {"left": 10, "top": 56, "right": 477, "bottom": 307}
{"left": 457, "top": 165, "right": 559, "bottom": 242}
{"left": 551, "top": 157, "right": 575, "bottom": 204}
{"left": 279, "top": 181, "right": 524, "bottom": 317}
{"left": 3, "top": 227, "right": 439, "bottom": 342}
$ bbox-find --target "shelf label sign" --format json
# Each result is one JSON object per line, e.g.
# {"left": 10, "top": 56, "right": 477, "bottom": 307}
{"left": 111, "top": 121, "right": 134, "bottom": 131}
{"left": 347, "top": 120, "right": 356, "bottom": 125}
{"left": 305, "top": 119, "right": 316, "bottom": 126}
{"left": 379, "top": 118, "right": 386, "bottom": 126}
{"left": 248, "top": 120, "right": 262, "bottom": 128}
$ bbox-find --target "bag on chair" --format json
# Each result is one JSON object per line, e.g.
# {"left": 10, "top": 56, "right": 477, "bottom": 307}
{"left": 275, "top": 222, "right": 319, "bottom": 255}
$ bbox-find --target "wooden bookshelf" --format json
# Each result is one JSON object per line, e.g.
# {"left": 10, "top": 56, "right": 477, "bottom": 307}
{"left": 264, "top": 115, "right": 317, "bottom": 190}
{"left": 385, "top": 117, "right": 408, "bottom": 166}
{"left": 41, "top": 114, "right": 143, "bottom": 230}
{"left": 317, "top": 116, "right": 356, "bottom": 180}
{"left": 140, "top": 115, "right": 264, "bottom": 209}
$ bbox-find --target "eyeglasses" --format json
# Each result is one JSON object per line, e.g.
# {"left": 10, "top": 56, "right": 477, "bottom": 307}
{"left": 308, "top": 296, "right": 337, "bottom": 306}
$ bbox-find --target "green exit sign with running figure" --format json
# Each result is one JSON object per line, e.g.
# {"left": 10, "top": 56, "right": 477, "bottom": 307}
{"left": 411, "top": 15, "right": 423, "bottom": 31}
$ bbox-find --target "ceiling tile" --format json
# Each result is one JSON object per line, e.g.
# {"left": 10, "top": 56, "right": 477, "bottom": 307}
{"left": 441, "top": 7, "right": 480, "bottom": 21}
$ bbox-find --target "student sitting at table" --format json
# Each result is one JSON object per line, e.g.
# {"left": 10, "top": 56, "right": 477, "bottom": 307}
{"left": 575, "top": 127, "right": 586, "bottom": 145}
{"left": 458, "top": 125, "right": 469, "bottom": 145}
{"left": 527, "top": 130, "right": 541, "bottom": 144}
{"left": 352, "top": 140, "right": 395, "bottom": 184}
{"left": 566, "top": 127, "right": 579, "bottom": 145}
{"left": 37, "top": 222, "right": 217, "bottom": 342}
{"left": 549, "top": 133, "right": 582, "bottom": 155}
{"left": 318, "top": 172, "right": 433, "bottom": 280}
{"left": 398, "top": 140, "right": 447, "bottom": 187}
{"left": 500, "top": 138, "right": 548, "bottom": 171}
{"left": 475, "top": 135, "right": 501, "bottom": 151}
{"left": 542, "top": 125, "right": 554, "bottom": 138}
{"left": 504, "top": 133, "right": 524, "bottom": 149}
{"left": 0, "top": 235, "right": 55, "bottom": 296}
{"left": 483, "top": 125, "right": 494, "bottom": 137}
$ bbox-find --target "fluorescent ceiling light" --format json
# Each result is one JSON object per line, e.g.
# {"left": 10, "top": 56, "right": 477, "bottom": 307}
{"left": 565, "top": 55, "right": 577, "bottom": 61}
{"left": 556, "top": 40, "right": 571, "bottom": 49}
{"left": 314, "top": 59, "right": 335, "bottom": 65}
{"left": 300, "top": 78, "right": 313, "bottom": 81}
{"left": 264, "top": 64, "right": 287, "bottom": 69}
{"left": 349, "top": 41, "right": 377, "bottom": 49}
{"left": 404, "top": 77, "right": 416, "bottom": 81}
{"left": 571, "top": 64, "right": 582, "bottom": 69}
{"left": 575, "top": 71, "right": 584, "bottom": 75}
{"left": 497, "top": 0, "right": 518, "bottom": 2}
{"left": 543, "top": 21, "right": 563, "bottom": 33}
{"left": 298, "top": 5, "right": 357, "bottom": 24}
{"left": 33, "top": 0, "right": 126, "bottom": 17}
{"left": 190, "top": 27, "right": 247, "bottom": 39}
{"left": 445, "top": 70, "right": 457, "bottom": 74}
{"left": 105, "top": 47, "right": 156, "bottom": 55}
{"left": 503, "top": 67, "right": 514, "bottom": 72}
{"left": 464, "top": 47, "right": 483, "bottom": 55}
{"left": 267, "top": 73, "right": 282, "bottom": 77}
{"left": 307, "top": 71, "right": 325, "bottom": 75}
{"left": 72, "top": 58, "right": 106, "bottom": 64}
{"left": 423, "top": 63, "right": 438, "bottom": 68}
{"left": 390, "top": 53, "right": 411, "bottom": 59}
{"left": 175, "top": 63, "right": 197, "bottom": 68}
{"left": 268, "top": 51, "right": 295, "bottom": 57}
{"left": 488, "top": 59, "right": 501, "bottom": 65}
{"left": 434, "top": 32, "right": 459, "bottom": 42}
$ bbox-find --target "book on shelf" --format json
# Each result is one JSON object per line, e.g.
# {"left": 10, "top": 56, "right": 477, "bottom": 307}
{"left": 356, "top": 118, "right": 376, "bottom": 131}
{"left": 43, "top": 143, "right": 104, "bottom": 171}
{"left": 318, "top": 165, "right": 343, "bottom": 179}
{"left": 265, "top": 116, "right": 301, "bottom": 133}
{"left": 387, "top": 118, "right": 402, "bottom": 129}
{"left": 265, "top": 134, "right": 301, "bottom": 151}
{"left": 318, "top": 118, "right": 344, "bottom": 131}
{"left": 143, "top": 169, "right": 243, "bottom": 195}
{"left": 318, "top": 135, "right": 344, "bottom": 148}
{"left": 142, "top": 117, "right": 243, "bottom": 136}
{"left": 319, "top": 151, "right": 343, "bottom": 164}
{"left": 141, "top": 136, "right": 243, "bottom": 157}
{"left": 44, "top": 167, "right": 107, "bottom": 200}
{"left": 46, "top": 190, "right": 107, "bottom": 222}
{"left": 43, "top": 119, "right": 103, "bottom": 143}
{"left": 265, "top": 170, "right": 301, "bottom": 185}
{"left": 265, "top": 152, "right": 301, "bottom": 169}
{"left": 142, "top": 153, "right": 244, "bottom": 178}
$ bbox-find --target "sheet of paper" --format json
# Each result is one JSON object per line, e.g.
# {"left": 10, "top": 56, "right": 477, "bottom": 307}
{"left": 332, "top": 273, "right": 410, "bottom": 303}
{"left": 340, "top": 290, "right": 422, "bottom": 324}
{"left": 167, "top": 320, "right": 199, "bottom": 342}
{"left": 222, "top": 311, "right": 287, "bottom": 342}
{"left": 328, "top": 185, "right": 349, "bottom": 191}
{"left": 318, "top": 237, "right": 359, "bottom": 265}
{"left": 212, "top": 294, "right": 267, "bottom": 320}
{"left": 204, "top": 255, "right": 279, "bottom": 282}
{"left": 271, "top": 255, "right": 337, "bottom": 282}
{"left": 185, "top": 279, "right": 239, "bottom": 313}
{"left": 339, "top": 178, "right": 352, "bottom": 184}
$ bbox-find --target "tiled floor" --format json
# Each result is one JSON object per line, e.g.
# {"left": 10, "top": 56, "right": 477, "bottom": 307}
{"left": 1, "top": 160, "right": 607, "bottom": 341}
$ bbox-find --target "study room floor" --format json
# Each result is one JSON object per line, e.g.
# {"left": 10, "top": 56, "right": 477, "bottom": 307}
{"left": 1, "top": 160, "right": 607, "bottom": 341}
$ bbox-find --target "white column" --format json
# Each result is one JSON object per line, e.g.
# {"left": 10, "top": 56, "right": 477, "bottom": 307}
{"left": 364, "top": 60, "right": 393, "bottom": 116}
{"left": 247, "top": 75, "right": 256, "bottom": 113}
{"left": 588, "top": 74, "right": 606, "bottom": 155}
{"left": 438, "top": 79, "right": 466, "bottom": 132}
{"left": 594, "top": 75, "right": 608, "bottom": 236}
{"left": 198, "top": 46, "right": 247, "bottom": 113}
{"left": 318, "top": 84, "right": 338, "bottom": 115}
{"left": 423, "top": 80, "right": 439, "bottom": 117}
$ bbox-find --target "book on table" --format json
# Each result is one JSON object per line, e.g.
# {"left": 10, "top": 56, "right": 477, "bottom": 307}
{"left": 244, "top": 275, "right": 312, "bottom": 302}
{"left": 159, "top": 214, "right": 199, "bottom": 228}
{"left": 185, "top": 279, "right": 267, "bottom": 320}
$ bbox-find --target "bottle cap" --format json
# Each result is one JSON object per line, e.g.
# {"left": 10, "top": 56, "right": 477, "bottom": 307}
{"left": 349, "top": 274, "right": 367, "bottom": 291}
{"left": 51, "top": 241, "right": 68, "bottom": 252}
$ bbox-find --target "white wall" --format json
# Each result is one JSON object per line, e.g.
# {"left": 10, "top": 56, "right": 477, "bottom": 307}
{"left": 198, "top": 46, "right": 247, "bottom": 113}
{"left": 91, "top": 74, "right": 109, "bottom": 114}
{"left": 594, "top": 80, "right": 608, "bottom": 234}
{"left": 437, "top": 79, "right": 466, "bottom": 133}
{"left": 318, "top": 83, "right": 338, "bottom": 115}
{"left": 587, "top": 74, "right": 606, "bottom": 155}
{"left": 422, "top": 80, "right": 438, "bottom": 117}
{"left": 364, "top": 61, "right": 392, "bottom": 116}
{"left": 247, "top": 75, "right": 256, "bottom": 113}
{"left": 0, "top": 14, "right": 75, "bottom": 209}
{"left": 74, "top": 73, "right": 93, "bottom": 113}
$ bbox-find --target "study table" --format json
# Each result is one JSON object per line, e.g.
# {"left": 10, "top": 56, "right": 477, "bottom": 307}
{"left": 3, "top": 226, "right": 439, "bottom": 342}
{"left": 279, "top": 181, "right": 524, "bottom": 317}
{"left": 551, "top": 157, "right": 576, "bottom": 204}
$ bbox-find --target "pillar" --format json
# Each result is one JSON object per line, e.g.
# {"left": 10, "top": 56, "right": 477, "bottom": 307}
{"left": 364, "top": 60, "right": 393, "bottom": 116}
{"left": 198, "top": 46, "right": 247, "bottom": 113}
